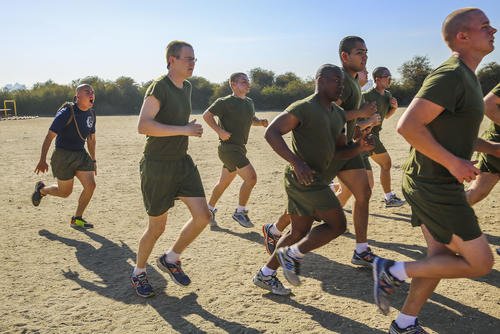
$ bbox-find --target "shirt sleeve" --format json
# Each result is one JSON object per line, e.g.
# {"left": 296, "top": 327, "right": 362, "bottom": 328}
{"left": 285, "top": 100, "right": 306, "bottom": 126}
{"left": 207, "top": 98, "right": 225, "bottom": 117}
{"left": 144, "top": 80, "right": 167, "bottom": 106}
{"left": 49, "top": 106, "right": 72, "bottom": 134}
{"left": 416, "top": 69, "right": 462, "bottom": 113}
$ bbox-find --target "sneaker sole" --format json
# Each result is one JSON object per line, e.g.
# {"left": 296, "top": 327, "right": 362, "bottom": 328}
{"left": 351, "top": 257, "right": 373, "bottom": 268}
{"left": 262, "top": 225, "right": 274, "bottom": 255}
{"left": 32, "top": 182, "right": 44, "bottom": 206}
{"left": 372, "top": 257, "right": 390, "bottom": 316}
{"left": 252, "top": 276, "right": 290, "bottom": 296}
{"left": 156, "top": 258, "right": 190, "bottom": 287}
{"left": 277, "top": 249, "right": 301, "bottom": 287}
{"left": 70, "top": 224, "right": 94, "bottom": 230}
{"left": 232, "top": 215, "right": 253, "bottom": 228}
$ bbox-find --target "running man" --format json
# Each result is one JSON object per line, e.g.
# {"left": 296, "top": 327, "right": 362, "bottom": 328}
{"left": 130, "top": 41, "right": 211, "bottom": 298}
{"left": 466, "top": 83, "right": 500, "bottom": 205}
{"left": 32, "top": 84, "right": 97, "bottom": 229}
{"left": 253, "top": 64, "right": 374, "bottom": 295}
{"left": 203, "top": 72, "right": 268, "bottom": 228}
{"left": 262, "top": 36, "right": 380, "bottom": 269}
{"left": 372, "top": 8, "right": 496, "bottom": 333}
{"left": 362, "top": 67, "right": 406, "bottom": 207}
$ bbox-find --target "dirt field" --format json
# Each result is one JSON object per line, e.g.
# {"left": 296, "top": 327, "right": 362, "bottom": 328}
{"left": 0, "top": 111, "right": 498, "bottom": 333}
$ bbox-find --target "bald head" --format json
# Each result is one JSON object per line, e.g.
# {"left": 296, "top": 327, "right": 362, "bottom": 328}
{"left": 442, "top": 8, "right": 482, "bottom": 48}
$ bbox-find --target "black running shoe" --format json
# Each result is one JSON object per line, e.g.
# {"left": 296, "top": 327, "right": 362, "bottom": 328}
{"left": 32, "top": 181, "right": 45, "bottom": 206}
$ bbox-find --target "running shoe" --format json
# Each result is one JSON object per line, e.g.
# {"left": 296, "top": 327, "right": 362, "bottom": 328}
{"left": 156, "top": 254, "right": 191, "bottom": 286}
{"left": 351, "top": 247, "right": 376, "bottom": 268}
{"left": 253, "top": 269, "right": 291, "bottom": 295}
{"left": 276, "top": 247, "right": 301, "bottom": 286}
{"left": 130, "top": 272, "right": 155, "bottom": 298}
{"left": 209, "top": 207, "right": 218, "bottom": 227}
{"left": 389, "top": 320, "right": 428, "bottom": 334}
{"left": 32, "top": 181, "right": 45, "bottom": 206}
{"left": 373, "top": 257, "right": 403, "bottom": 315}
{"left": 385, "top": 194, "right": 406, "bottom": 208}
{"left": 262, "top": 224, "right": 279, "bottom": 255}
{"left": 70, "top": 216, "right": 94, "bottom": 229}
{"left": 232, "top": 209, "right": 253, "bottom": 228}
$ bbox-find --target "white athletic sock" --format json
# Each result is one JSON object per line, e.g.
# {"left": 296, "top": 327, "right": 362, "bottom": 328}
{"left": 288, "top": 244, "right": 305, "bottom": 259}
{"left": 395, "top": 313, "right": 417, "bottom": 329}
{"left": 355, "top": 243, "right": 369, "bottom": 254}
{"left": 236, "top": 205, "right": 246, "bottom": 212}
{"left": 385, "top": 192, "right": 395, "bottom": 201}
{"left": 133, "top": 267, "right": 146, "bottom": 276}
{"left": 261, "top": 266, "right": 276, "bottom": 276}
{"left": 270, "top": 224, "right": 282, "bottom": 237}
{"left": 165, "top": 250, "right": 180, "bottom": 264}
{"left": 208, "top": 204, "right": 215, "bottom": 211}
{"left": 389, "top": 261, "right": 408, "bottom": 281}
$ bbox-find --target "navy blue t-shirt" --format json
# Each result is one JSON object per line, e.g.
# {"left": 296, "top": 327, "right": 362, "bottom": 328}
{"left": 49, "top": 104, "right": 96, "bottom": 151}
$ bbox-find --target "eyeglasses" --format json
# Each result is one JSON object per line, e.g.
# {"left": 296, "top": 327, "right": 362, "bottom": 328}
{"left": 176, "top": 56, "right": 197, "bottom": 63}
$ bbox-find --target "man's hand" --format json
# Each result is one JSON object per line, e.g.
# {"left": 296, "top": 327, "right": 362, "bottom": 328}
{"left": 218, "top": 129, "right": 232, "bottom": 141}
{"left": 291, "top": 158, "right": 314, "bottom": 186}
{"left": 447, "top": 157, "right": 481, "bottom": 183}
{"left": 390, "top": 97, "right": 398, "bottom": 110}
{"left": 34, "top": 160, "right": 49, "bottom": 174}
{"left": 260, "top": 119, "right": 269, "bottom": 127}
{"left": 185, "top": 119, "right": 203, "bottom": 137}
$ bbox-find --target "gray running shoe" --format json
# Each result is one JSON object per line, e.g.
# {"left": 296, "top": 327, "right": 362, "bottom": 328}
{"left": 385, "top": 194, "right": 406, "bottom": 208}
{"left": 351, "top": 247, "right": 376, "bottom": 268}
{"left": 232, "top": 209, "right": 253, "bottom": 228}
{"left": 262, "top": 224, "right": 279, "bottom": 255}
{"left": 209, "top": 207, "right": 218, "bottom": 226}
{"left": 373, "top": 257, "right": 403, "bottom": 315}
{"left": 389, "top": 320, "right": 428, "bottom": 334}
{"left": 253, "top": 270, "right": 291, "bottom": 295}
{"left": 276, "top": 247, "right": 301, "bottom": 286}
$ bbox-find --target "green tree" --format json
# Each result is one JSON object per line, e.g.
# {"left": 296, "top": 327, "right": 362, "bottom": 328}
{"left": 477, "top": 62, "right": 499, "bottom": 95}
{"left": 249, "top": 68, "right": 275, "bottom": 88}
{"left": 189, "top": 76, "right": 216, "bottom": 111}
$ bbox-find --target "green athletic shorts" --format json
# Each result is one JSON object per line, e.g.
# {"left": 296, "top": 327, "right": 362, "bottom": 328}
{"left": 477, "top": 131, "right": 499, "bottom": 174}
{"left": 140, "top": 154, "right": 205, "bottom": 216}
{"left": 328, "top": 154, "right": 367, "bottom": 177}
{"left": 402, "top": 174, "right": 482, "bottom": 244}
{"left": 284, "top": 166, "right": 340, "bottom": 217}
{"left": 369, "top": 134, "right": 387, "bottom": 155}
{"left": 218, "top": 143, "right": 250, "bottom": 172}
{"left": 362, "top": 153, "right": 372, "bottom": 171}
{"left": 50, "top": 148, "right": 95, "bottom": 181}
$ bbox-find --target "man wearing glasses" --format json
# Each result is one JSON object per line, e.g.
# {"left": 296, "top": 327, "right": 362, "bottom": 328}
{"left": 203, "top": 72, "right": 268, "bottom": 228}
{"left": 362, "top": 67, "right": 405, "bottom": 207}
{"left": 32, "top": 84, "right": 97, "bottom": 230}
{"left": 131, "top": 40, "right": 211, "bottom": 298}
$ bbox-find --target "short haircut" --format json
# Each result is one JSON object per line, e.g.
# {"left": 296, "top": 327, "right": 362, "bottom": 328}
{"left": 372, "top": 67, "right": 391, "bottom": 79}
{"left": 315, "top": 64, "right": 342, "bottom": 79}
{"left": 442, "top": 8, "right": 481, "bottom": 48}
{"left": 76, "top": 84, "right": 93, "bottom": 94}
{"left": 229, "top": 72, "right": 248, "bottom": 85}
{"left": 165, "top": 40, "right": 193, "bottom": 69}
{"left": 339, "top": 36, "right": 365, "bottom": 56}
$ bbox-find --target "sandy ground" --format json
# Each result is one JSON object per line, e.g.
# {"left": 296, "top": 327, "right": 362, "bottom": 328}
{"left": 0, "top": 111, "right": 498, "bottom": 334}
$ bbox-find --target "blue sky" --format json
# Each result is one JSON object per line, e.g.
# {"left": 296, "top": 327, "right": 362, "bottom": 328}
{"left": 1, "top": 0, "right": 498, "bottom": 87}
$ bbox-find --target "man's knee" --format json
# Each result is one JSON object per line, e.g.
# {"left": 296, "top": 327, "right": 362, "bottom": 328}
{"left": 353, "top": 184, "right": 372, "bottom": 203}
{"left": 59, "top": 188, "right": 73, "bottom": 198}
{"left": 195, "top": 208, "right": 211, "bottom": 226}
{"left": 83, "top": 180, "right": 96, "bottom": 192}
{"left": 470, "top": 252, "right": 494, "bottom": 277}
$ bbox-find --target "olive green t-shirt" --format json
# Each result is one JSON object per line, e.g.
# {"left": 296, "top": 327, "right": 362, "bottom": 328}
{"left": 286, "top": 93, "right": 346, "bottom": 180}
{"left": 486, "top": 83, "right": 500, "bottom": 136}
{"left": 362, "top": 88, "right": 393, "bottom": 134}
{"left": 339, "top": 68, "right": 363, "bottom": 140}
{"left": 404, "top": 56, "right": 484, "bottom": 182}
{"left": 207, "top": 95, "right": 255, "bottom": 147}
{"left": 143, "top": 75, "right": 192, "bottom": 159}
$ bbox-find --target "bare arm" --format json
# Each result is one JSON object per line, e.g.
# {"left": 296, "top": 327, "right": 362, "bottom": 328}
{"left": 137, "top": 96, "right": 202, "bottom": 137}
{"left": 484, "top": 91, "right": 500, "bottom": 124}
{"left": 334, "top": 131, "right": 375, "bottom": 160}
{"left": 202, "top": 110, "right": 231, "bottom": 141}
{"left": 86, "top": 133, "right": 97, "bottom": 175}
{"left": 252, "top": 115, "right": 268, "bottom": 127}
{"left": 264, "top": 112, "right": 314, "bottom": 185}
{"left": 397, "top": 97, "right": 480, "bottom": 183}
{"left": 385, "top": 97, "right": 399, "bottom": 119}
{"left": 474, "top": 137, "right": 500, "bottom": 157}
{"left": 34, "top": 130, "right": 57, "bottom": 174}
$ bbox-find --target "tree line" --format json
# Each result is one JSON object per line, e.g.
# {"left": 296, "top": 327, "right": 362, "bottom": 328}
{"left": 1, "top": 57, "right": 498, "bottom": 117}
